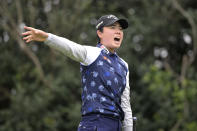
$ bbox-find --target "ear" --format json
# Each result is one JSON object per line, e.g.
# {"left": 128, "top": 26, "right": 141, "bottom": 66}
{"left": 97, "top": 30, "right": 102, "bottom": 39}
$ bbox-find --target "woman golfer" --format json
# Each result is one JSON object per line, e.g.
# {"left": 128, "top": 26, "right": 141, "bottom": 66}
{"left": 22, "top": 14, "right": 133, "bottom": 131}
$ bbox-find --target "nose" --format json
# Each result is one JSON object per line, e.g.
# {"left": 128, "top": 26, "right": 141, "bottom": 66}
{"left": 115, "top": 30, "right": 121, "bottom": 35}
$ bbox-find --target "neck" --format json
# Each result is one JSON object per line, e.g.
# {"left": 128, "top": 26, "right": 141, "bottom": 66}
{"left": 107, "top": 48, "right": 115, "bottom": 53}
{"left": 98, "top": 43, "right": 115, "bottom": 53}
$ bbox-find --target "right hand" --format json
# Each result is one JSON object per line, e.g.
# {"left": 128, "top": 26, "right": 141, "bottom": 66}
{"left": 22, "top": 26, "right": 49, "bottom": 43}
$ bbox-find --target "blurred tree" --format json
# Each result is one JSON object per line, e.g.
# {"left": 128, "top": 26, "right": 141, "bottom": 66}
{"left": 0, "top": 0, "right": 196, "bottom": 131}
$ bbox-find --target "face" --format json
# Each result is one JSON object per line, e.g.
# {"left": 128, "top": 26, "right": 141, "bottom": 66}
{"left": 97, "top": 22, "right": 124, "bottom": 53}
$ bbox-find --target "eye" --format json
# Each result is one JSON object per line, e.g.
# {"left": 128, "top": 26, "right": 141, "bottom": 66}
{"left": 119, "top": 27, "right": 123, "bottom": 31}
{"left": 109, "top": 26, "right": 123, "bottom": 31}
{"left": 110, "top": 26, "right": 116, "bottom": 29}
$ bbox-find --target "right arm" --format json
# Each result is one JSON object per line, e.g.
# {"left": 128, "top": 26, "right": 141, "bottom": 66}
{"left": 22, "top": 26, "right": 101, "bottom": 65}
{"left": 44, "top": 33, "right": 87, "bottom": 63}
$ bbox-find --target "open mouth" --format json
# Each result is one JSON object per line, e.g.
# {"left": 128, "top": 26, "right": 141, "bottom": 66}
{"left": 114, "top": 37, "right": 120, "bottom": 42}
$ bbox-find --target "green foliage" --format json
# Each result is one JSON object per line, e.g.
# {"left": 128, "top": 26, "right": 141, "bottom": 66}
{"left": 141, "top": 65, "right": 197, "bottom": 131}
{"left": 0, "top": 0, "right": 197, "bottom": 131}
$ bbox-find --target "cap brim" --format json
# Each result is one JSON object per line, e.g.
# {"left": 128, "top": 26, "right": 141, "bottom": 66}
{"left": 105, "top": 19, "right": 128, "bottom": 29}
{"left": 117, "top": 19, "right": 128, "bottom": 29}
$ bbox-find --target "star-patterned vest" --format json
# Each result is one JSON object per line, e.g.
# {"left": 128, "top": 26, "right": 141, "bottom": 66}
{"left": 80, "top": 43, "right": 128, "bottom": 120}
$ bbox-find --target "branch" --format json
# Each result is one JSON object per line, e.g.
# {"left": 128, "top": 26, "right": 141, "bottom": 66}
{"left": 28, "top": 1, "right": 37, "bottom": 26}
{"left": 0, "top": 2, "right": 18, "bottom": 29}
{"left": 172, "top": 0, "right": 197, "bottom": 64}
{"left": 0, "top": 2, "right": 51, "bottom": 88}
{"left": 171, "top": 0, "right": 193, "bottom": 128}
{"left": 163, "top": 58, "right": 179, "bottom": 78}
{"left": 179, "top": 55, "right": 188, "bottom": 84}
{"left": 15, "top": 0, "right": 23, "bottom": 25}
{"left": 170, "top": 119, "right": 184, "bottom": 131}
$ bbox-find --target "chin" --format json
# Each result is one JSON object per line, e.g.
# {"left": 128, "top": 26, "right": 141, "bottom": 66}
{"left": 114, "top": 43, "right": 121, "bottom": 48}
{"left": 113, "top": 45, "right": 121, "bottom": 49}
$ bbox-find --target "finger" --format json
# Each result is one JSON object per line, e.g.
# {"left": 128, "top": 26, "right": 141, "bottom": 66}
{"left": 22, "top": 31, "right": 32, "bottom": 36}
{"left": 24, "top": 26, "right": 35, "bottom": 31}
{"left": 26, "top": 38, "right": 32, "bottom": 43}
{"left": 23, "top": 35, "right": 32, "bottom": 40}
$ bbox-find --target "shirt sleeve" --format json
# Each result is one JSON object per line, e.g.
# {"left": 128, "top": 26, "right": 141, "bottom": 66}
{"left": 121, "top": 62, "right": 133, "bottom": 131}
{"left": 44, "top": 33, "right": 101, "bottom": 66}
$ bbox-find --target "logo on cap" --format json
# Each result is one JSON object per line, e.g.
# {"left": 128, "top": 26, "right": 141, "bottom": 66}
{"left": 107, "top": 15, "right": 118, "bottom": 20}
{"left": 96, "top": 21, "right": 103, "bottom": 29}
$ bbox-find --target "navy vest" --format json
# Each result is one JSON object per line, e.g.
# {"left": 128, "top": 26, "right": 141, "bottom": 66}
{"left": 80, "top": 43, "right": 128, "bottom": 120}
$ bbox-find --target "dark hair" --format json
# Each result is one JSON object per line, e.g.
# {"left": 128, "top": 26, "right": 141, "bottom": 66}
{"left": 97, "top": 27, "right": 103, "bottom": 43}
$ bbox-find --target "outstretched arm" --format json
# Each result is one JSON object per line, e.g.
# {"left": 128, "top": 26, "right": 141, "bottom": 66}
{"left": 21, "top": 26, "right": 100, "bottom": 65}
{"left": 22, "top": 26, "right": 86, "bottom": 62}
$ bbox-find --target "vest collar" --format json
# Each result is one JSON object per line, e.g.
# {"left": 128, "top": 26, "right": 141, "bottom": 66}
{"left": 96, "top": 43, "right": 118, "bottom": 56}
